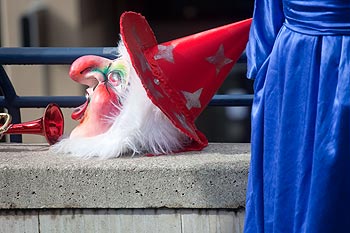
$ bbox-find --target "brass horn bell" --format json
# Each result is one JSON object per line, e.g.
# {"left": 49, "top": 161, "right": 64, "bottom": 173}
{"left": 0, "top": 103, "right": 64, "bottom": 145}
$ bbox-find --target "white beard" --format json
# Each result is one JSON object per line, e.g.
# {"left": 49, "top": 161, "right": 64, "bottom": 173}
{"left": 51, "top": 41, "right": 189, "bottom": 159}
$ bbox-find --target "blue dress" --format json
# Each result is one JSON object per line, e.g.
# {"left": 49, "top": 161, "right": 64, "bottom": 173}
{"left": 244, "top": 0, "right": 350, "bottom": 232}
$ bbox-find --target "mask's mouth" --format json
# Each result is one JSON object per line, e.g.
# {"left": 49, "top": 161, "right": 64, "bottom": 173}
{"left": 71, "top": 73, "right": 99, "bottom": 121}
{"left": 71, "top": 89, "right": 91, "bottom": 121}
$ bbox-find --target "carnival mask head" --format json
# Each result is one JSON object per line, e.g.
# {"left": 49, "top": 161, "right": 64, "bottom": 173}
{"left": 52, "top": 11, "right": 251, "bottom": 159}
{"left": 68, "top": 55, "right": 130, "bottom": 138}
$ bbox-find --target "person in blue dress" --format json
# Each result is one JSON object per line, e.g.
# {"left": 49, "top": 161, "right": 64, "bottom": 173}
{"left": 244, "top": 0, "right": 350, "bottom": 232}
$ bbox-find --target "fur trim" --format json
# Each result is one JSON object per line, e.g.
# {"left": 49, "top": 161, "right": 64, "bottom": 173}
{"left": 51, "top": 40, "right": 189, "bottom": 159}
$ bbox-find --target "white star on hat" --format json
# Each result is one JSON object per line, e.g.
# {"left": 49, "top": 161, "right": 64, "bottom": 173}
{"left": 206, "top": 44, "right": 233, "bottom": 76}
{"left": 146, "top": 79, "right": 163, "bottom": 100}
{"left": 174, "top": 113, "right": 195, "bottom": 134}
{"left": 154, "top": 44, "right": 175, "bottom": 63}
{"left": 136, "top": 53, "right": 151, "bottom": 72}
{"left": 182, "top": 88, "right": 203, "bottom": 110}
{"left": 131, "top": 26, "right": 145, "bottom": 46}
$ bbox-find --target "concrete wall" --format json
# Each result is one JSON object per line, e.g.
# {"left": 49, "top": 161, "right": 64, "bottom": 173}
{"left": 0, "top": 209, "right": 245, "bottom": 233}
{"left": 0, "top": 143, "right": 250, "bottom": 233}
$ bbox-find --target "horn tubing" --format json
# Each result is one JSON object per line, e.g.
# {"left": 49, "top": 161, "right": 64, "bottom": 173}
{"left": 0, "top": 103, "right": 64, "bottom": 145}
{"left": 5, "top": 118, "right": 44, "bottom": 135}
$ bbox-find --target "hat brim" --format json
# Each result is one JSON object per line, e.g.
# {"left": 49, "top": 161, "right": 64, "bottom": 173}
{"left": 120, "top": 11, "right": 208, "bottom": 152}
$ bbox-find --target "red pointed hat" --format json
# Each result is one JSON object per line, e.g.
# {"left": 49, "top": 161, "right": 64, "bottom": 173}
{"left": 120, "top": 11, "right": 252, "bottom": 152}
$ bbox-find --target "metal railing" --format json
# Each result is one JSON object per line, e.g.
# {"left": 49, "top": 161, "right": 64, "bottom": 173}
{"left": 0, "top": 47, "right": 253, "bottom": 142}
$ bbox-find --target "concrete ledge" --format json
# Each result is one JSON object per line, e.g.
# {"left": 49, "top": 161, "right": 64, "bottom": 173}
{"left": 0, "top": 143, "right": 250, "bottom": 209}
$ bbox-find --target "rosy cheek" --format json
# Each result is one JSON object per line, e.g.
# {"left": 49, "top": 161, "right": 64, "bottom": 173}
{"left": 70, "top": 84, "right": 121, "bottom": 138}
{"left": 89, "top": 85, "right": 119, "bottom": 120}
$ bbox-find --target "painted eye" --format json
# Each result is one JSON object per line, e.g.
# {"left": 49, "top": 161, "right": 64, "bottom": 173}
{"left": 108, "top": 71, "right": 123, "bottom": 86}
{"left": 107, "top": 59, "right": 130, "bottom": 91}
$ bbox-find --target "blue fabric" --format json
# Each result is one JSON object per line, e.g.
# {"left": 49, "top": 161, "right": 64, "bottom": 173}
{"left": 244, "top": 0, "right": 350, "bottom": 233}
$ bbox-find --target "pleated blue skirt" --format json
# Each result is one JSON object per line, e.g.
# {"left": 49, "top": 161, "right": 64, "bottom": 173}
{"left": 244, "top": 4, "right": 350, "bottom": 232}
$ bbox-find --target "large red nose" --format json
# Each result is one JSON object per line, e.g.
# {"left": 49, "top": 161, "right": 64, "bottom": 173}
{"left": 69, "top": 55, "right": 111, "bottom": 84}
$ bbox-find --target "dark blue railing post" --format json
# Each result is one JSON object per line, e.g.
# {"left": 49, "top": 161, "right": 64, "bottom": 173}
{"left": 0, "top": 65, "right": 22, "bottom": 142}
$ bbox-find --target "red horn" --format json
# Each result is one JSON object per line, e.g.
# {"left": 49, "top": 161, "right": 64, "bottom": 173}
{"left": 0, "top": 103, "right": 64, "bottom": 145}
